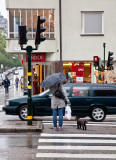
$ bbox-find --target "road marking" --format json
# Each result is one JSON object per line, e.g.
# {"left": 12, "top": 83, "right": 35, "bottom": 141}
{"left": 38, "top": 138, "right": 116, "bottom": 143}
{"left": 37, "top": 145, "right": 116, "bottom": 150}
{"left": 40, "top": 133, "right": 116, "bottom": 138}
{"left": 36, "top": 153, "right": 116, "bottom": 159}
{"left": 43, "top": 121, "right": 116, "bottom": 124}
{"left": 43, "top": 122, "right": 116, "bottom": 127}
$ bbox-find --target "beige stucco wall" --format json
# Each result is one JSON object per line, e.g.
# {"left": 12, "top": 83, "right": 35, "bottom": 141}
{"left": 5, "top": 0, "right": 60, "bottom": 61}
{"left": 6, "top": 0, "right": 116, "bottom": 62}
{"left": 62, "top": 0, "right": 116, "bottom": 61}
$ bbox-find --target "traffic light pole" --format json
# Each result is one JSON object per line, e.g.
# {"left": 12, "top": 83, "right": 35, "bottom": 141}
{"left": 103, "top": 43, "right": 106, "bottom": 70}
{"left": 21, "top": 46, "right": 38, "bottom": 125}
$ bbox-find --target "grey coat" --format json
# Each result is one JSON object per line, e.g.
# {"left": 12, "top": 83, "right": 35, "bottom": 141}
{"left": 49, "top": 83, "right": 68, "bottom": 109}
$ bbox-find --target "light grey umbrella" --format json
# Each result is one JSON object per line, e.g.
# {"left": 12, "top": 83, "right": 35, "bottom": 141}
{"left": 40, "top": 72, "right": 66, "bottom": 88}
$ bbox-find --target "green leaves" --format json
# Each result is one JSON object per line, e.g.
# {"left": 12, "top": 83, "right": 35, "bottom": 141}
{"left": 0, "top": 30, "right": 22, "bottom": 68}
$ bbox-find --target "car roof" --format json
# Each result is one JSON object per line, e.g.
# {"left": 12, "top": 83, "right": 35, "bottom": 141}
{"left": 63, "top": 83, "right": 116, "bottom": 88}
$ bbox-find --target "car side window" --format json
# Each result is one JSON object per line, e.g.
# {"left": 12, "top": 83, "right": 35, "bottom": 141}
{"left": 63, "top": 87, "right": 70, "bottom": 97}
{"left": 93, "top": 88, "right": 116, "bottom": 97}
{"left": 72, "top": 87, "right": 90, "bottom": 97}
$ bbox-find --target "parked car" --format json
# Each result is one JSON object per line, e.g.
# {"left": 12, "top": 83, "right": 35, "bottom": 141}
{"left": 14, "top": 70, "right": 19, "bottom": 75}
{"left": 3, "top": 71, "right": 9, "bottom": 76}
{"left": 3, "top": 83, "right": 116, "bottom": 121}
{"left": 0, "top": 74, "right": 5, "bottom": 86}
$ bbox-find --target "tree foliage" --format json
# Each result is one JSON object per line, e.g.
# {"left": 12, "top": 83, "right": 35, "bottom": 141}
{"left": 0, "top": 30, "right": 22, "bottom": 69}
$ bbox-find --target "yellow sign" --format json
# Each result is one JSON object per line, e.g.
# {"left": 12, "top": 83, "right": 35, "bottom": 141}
{"left": 28, "top": 72, "right": 32, "bottom": 76}
{"left": 28, "top": 85, "right": 32, "bottom": 89}
{"left": 27, "top": 116, "right": 33, "bottom": 120}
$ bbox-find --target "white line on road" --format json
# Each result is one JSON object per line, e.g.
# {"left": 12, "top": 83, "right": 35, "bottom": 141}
{"left": 40, "top": 133, "right": 116, "bottom": 138}
{"left": 36, "top": 153, "right": 116, "bottom": 159}
{"left": 43, "top": 122, "right": 116, "bottom": 127}
{"left": 38, "top": 138, "right": 116, "bottom": 144}
{"left": 37, "top": 145, "right": 116, "bottom": 150}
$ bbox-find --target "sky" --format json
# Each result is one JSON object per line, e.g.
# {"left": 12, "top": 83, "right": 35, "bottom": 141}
{"left": 0, "top": 0, "right": 7, "bottom": 18}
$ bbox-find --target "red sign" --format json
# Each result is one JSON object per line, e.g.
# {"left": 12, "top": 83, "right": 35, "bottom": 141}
{"left": 26, "top": 53, "right": 45, "bottom": 62}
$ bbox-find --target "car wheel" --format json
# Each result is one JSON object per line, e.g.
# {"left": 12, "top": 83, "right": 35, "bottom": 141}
{"left": 18, "top": 105, "right": 27, "bottom": 121}
{"left": 90, "top": 106, "right": 106, "bottom": 122}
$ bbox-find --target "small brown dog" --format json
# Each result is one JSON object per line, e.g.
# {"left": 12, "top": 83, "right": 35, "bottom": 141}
{"left": 75, "top": 117, "right": 87, "bottom": 130}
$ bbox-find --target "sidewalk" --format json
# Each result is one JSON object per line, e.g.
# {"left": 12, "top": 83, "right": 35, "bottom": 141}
{"left": 0, "top": 120, "right": 43, "bottom": 133}
{"left": 0, "top": 105, "right": 3, "bottom": 112}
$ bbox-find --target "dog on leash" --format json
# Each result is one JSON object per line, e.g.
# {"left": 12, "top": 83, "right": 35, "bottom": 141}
{"left": 75, "top": 117, "right": 87, "bottom": 130}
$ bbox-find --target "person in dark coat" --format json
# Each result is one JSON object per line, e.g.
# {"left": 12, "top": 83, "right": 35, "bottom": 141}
{"left": 4, "top": 76, "right": 10, "bottom": 94}
{"left": 15, "top": 76, "right": 19, "bottom": 88}
{"left": 49, "top": 83, "right": 70, "bottom": 130}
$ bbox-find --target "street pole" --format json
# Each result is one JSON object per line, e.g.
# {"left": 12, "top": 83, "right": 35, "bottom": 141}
{"left": 98, "top": 58, "right": 102, "bottom": 83}
{"left": 21, "top": 46, "right": 37, "bottom": 125}
{"left": 103, "top": 43, "right": 106, "bottom": 70}
{"left": 59, "top": 0, "right": 63, "bottom": 72}
{"left": 27, "top": 46, "right": 32, "bottom": 125}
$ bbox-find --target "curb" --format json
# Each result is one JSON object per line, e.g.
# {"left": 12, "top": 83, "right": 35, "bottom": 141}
{"left": 0, "top": 121, "right": 43, "bottom": 133}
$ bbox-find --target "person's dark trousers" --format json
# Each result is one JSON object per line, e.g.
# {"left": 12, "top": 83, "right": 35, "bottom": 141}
{"left": 5, "top": 87, "right": 9, "bottom": 94}
{"left": 52, "top": 108, "right": 64, "bottom": 128}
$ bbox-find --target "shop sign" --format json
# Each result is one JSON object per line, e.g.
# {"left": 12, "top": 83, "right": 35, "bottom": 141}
{"left": 26, "top": 53, "right": 45, "bottom": 62}
{"left": 76, "top": 77, "right": 83, "bottom": 83}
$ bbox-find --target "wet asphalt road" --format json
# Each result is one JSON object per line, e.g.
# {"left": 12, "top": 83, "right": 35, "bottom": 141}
{"left": 1, "top": 72, "right": 116, "bottom": 159}
{"left": 1, "top": 111, "right": 116, "bottom": 160}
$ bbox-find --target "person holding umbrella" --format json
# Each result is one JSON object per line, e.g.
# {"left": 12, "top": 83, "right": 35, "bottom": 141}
{"left": 49, "top": 83, "right": 70, "bottom": 130}
{"left": 40, "top": 72, "right": 70, "bottom": 130}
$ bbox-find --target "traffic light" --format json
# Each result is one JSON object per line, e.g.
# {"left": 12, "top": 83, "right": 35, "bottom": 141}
{"left": 93, "top": 56, "right": 99, "bottom": 67}
{"left": 35, "top": 16, "right": 46, "bottom": 46}
{"left": 18, "top": 26, "right": 28, "bottom": 45}
{"left": 107, "top": 51, "right": 114, "bottom": 67}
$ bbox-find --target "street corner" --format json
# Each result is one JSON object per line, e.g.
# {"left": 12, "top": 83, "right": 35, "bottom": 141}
{"left": 0, "top": 120, "right": 43, "bottom": 133}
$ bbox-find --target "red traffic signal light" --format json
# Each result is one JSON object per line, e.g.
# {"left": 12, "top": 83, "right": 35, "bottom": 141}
{"left": 93, "top": 56, "right": 99, "bottom": 67}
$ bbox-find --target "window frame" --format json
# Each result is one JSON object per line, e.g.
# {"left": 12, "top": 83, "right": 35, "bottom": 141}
{"left": 71, "top": 86, "right": 90, "bottom": 97}
{"left": 8, "top": 9, "right": 55, "bottom": 39}
{"left": 81, "top": 11, "right": 104, "bottom": 36}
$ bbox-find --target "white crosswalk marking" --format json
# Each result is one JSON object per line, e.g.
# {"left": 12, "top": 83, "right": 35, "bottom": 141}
{"left": 37, "top": 145, "right": 116, "bottom": 150}
{"left": 38, "top": 138, "right": 116, "bottom": 143}
{"left": 43, "top": 121, "right": 116, "bottom": 127}
{"left": 36, "top": 133, "right": 116, "bottom": 159}
{"left": 36, "top": 153, "right": 116, "bottom": 159}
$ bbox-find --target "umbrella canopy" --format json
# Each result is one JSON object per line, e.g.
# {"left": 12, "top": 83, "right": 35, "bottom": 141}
{"left": 40, "top": 72, "right": 66, "bottom": 88}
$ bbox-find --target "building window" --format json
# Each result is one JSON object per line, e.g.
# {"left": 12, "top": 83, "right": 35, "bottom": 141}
{"left": 81, "top": 11, "right": 104, "bottom": 35}
{"left": 9, "top": 9, "right": 55, "bottom": 39}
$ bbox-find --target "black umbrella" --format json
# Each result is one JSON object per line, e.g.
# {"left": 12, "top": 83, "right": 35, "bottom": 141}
{"left": 40, "top": 72, "right": 66, "bottom": 88}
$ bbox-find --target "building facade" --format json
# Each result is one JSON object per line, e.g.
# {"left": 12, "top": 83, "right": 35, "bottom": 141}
{"left": 0, "top": 12, "right": 8, "bottom": 35}
{"left": 5, "top": 0, "right": 116, "bottom": 94}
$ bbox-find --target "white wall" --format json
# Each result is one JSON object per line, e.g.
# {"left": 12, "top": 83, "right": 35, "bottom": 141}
{"left": 6, "top": 0, "right": 60, "bottom": 61}
{"left": 6, "top": 0, "right": 116, "bottom": 62}
{"left": 62, "top": 0, "right": 116, "bottom": 61}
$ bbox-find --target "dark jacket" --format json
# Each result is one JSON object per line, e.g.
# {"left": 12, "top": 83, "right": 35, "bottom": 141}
{"left": 4, "top": 79, "right": 10, "bottom": 88}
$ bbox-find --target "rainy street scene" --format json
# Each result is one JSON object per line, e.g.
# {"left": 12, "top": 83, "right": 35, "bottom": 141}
{"left": 1, "top": 0, "right": 116, "bottom": 159}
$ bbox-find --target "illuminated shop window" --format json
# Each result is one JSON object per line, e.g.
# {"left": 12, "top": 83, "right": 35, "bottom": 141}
{"left": 9, "top": 9, "right": 55, "bottom": 39}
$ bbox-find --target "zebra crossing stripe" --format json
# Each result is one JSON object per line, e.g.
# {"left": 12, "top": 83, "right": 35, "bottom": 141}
{"left": 37, "top": 145, "right": 116, "bottom": 150}
{"left": 38, "top": 138, "right": 116, "bottom": 143}
{"left": 41, "top": 133, "right": 116, "bottom": 138}
{"left": 43, "top": 121, "right": 116, "bottom": 124}
{"left": 36, "top": 153, "right": 116, "bottom": 159}
{"left": 43, "top": 122, "right": 116, "bottom": 127}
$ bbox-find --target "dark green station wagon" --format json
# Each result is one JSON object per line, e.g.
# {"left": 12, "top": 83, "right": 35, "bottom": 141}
{"left": 3, "top": 83, "right": 116, "bottom": 122}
